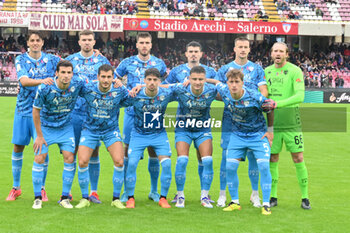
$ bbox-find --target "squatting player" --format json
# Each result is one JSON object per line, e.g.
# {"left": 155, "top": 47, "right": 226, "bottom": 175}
{"left": 75, "top": 64, "right": 128, "bottom": 209}
{"left": 265, "top": 42, "right": 310, "bottom": 209}
{"left": 163, "top": 41, "right": 217, "bottom": 204}
{"left": 8, "top": 31, "right": 60, "bottom": 201}
{"left": 215, "top": 37, "right": 268, "bottom": 208}
{"left": 209, "top": 69, "right": 275, "bottom": 215}
{"left": 124, "top": 68, "right": 174, "bottom": 209}
{"left": 114, "top": 32, "right": 167, "bottom": 202}
{"left": 66, "top": 29, "right": 111, "bottom": 203}
{"left": 31, "top": 61, "right": 83, "bottom": 209}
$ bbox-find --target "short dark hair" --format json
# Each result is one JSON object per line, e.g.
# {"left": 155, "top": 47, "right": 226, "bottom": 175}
{"left": 234, "top": 37, "right": 249, "bottom": 46}
{"left": 190, "top": 65, "right": 206, "bottom": 75}
{"left": 56, "top": 60, "right": 73, "bottom": 72}
{"left": 27, "top": 31, "right": 44, "bottom": 41}
{"left": 186, "top": 41, "right": 202, "bottom": 51}
{"left": 136, "top": 32, "right": 152, "bottom": 42}
{"left": 98, "top": 64, "right": 114, "bottom": 75}
{"left": 226, "top": 69, "right": 244, "bottom": 81}
{"left": 79, "top": 30, "right": 95, "bottom": 39}
{"left": 145, "top": 68, "right": 160, "bottom": 79}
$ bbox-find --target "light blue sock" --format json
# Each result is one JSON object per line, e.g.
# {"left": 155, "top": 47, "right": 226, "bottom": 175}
{"left": 42, "top": 154, "right": 49, "bottom": 188}
{"left": 62, "top": 162, "right": 75, "bottom": 196}
{"left": 89, "top": 156, "right": 100, "bottom": 192}
{"left": 125, "top": 157, "right": 140, "bottom": 197}
{"left": 226, "top": 159, "right": 240, "bottom": 201}
{"left": 247, "top": 151, "right": 259, "bottom": 191}
{"left": 257, "top": 159, "right": 272, "bottom": 203}
{"left": 175, "top": 156, "right": 188, "bottom": 192}
{"left": 32, "top": 162, "right": 44, "bottom": 197}
{"left": 160, "top": 158, "right": 172, "bottom": 197}
{"left": 219, "top": 149, "right": 227, "bottom": 191}
{"left": 78, "top": 166, "right": 89, "bottom": 199}
{"left": 201, "top": 156, "right": 214, "bottom": 191}
{"left": 198, "top": 161, "right": 204, "bottom": 189}
{"left": 148, "top": 157, "right": 159, "bottom": 193}
{"left": 113, "top": 165, "right": 124, "bottom": 198}
{"left": 12, "top": 151, "right": 23, "bottom": 188}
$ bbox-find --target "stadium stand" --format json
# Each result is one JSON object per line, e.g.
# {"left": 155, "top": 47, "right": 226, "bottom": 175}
{"left": 0, "top": 0, "right": 138, "bottom": 15}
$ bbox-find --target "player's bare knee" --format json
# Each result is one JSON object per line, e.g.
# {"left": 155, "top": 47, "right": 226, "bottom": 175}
{"left": 78, "top": 159, "right": 89, "bottom": 168}
{"left": 34, "top": 154, "right": 46, "bottom": 164}
{"left": 114, "top": 159, "right": 124, "bottom": 168}
{"left": 270, "top": 153, "right": 279, "bottom": 162}
{"left": 14, "top": 144, "right": 25, "bottom": 153}
{"left": 292, "top": 152, "right": 303, "bottom": 163}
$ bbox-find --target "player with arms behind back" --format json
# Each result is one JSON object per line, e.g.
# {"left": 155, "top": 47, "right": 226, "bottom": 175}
{"left": 114, "top": 32, "right": 167, "bottom": 202}
{"left": 7, "top": 31, "right": 60, "bottom": 201}
{"left": 265, "top": 42, "right": 310, "bottom": 209}
{"left": 65, "top": 29, "right": 111, "bottom": 204}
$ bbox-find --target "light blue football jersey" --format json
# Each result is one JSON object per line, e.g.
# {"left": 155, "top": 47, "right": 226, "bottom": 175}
{"left": 66, "top": 52, "right": 111, "bottom": 115}
{"left": 164, "top": 63, "right": 216, "bottom": 84}
{"left": 33, "top": 76, "right": 85, "bottom": 128}
{"left": 216, "top": 83, "right": 267, "bottom": 137}
{"left": 215, "top": 60, "right": 266, "bottom": 142}
{"left": 124, "top": 86, "right": 176, "bottom": 135}
{"left": 80, "top": 81, "right": 128, "bottom": 134}
{"left": 15, "top": 52, "right": 60, "bottom": 116}
{"left": 174, "top": 83, "right": 217, "bottom": 132}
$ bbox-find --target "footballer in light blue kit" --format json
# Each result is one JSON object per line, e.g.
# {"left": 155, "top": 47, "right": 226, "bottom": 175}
{"left": 215, "top": 37, "right": 268, "bottom": 208}
{"left": 75, "top": 64, "right": 128, "bottom": 209}
{"left": 7, "top": 31, "right": 61, "bottom": 202}
{"left": 123, "top": 68, "right": 175, "bottom": 209}
{"left": 210, "top": 69, "right": 275, "bottom": 215}
{"left": 114, "top": 32, "right": 167, "bottom": 202}
{"left": 171, "top": 66, "right": 217, "bottom": 208}
{"left": 31, "top": 61, "right": 83, "bottom": 209}
{"left": 163, "top": 41, "right": 217, "bottom": 205}
{"left": 65, "top": 30, "right": 111, "bottom": 203}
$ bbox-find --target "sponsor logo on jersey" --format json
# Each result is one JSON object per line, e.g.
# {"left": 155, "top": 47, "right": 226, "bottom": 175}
{"left": 296, "top": 78, "right": 302, "bottom": 82}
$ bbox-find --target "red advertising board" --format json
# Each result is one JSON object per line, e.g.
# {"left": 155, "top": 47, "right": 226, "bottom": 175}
{"left": 124, "top": 18, "right": 298, "bottom": 35}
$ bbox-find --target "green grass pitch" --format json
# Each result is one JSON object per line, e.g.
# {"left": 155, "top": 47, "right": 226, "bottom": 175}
{"left": 0, "top": 97, "right": 349, "bottom": 233}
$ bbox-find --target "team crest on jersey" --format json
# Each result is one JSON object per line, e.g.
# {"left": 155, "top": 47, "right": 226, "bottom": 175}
{"left": 284, "top": 70, "right": 289, "bottom": 75}
{"left": 74, "top": 57, "right": 79, "bottom": 60}
{"left": 112, "top": 92, "right": 117, "bottom": 97}
{"left": 244, "top": 101, "right": 249, "bottom": 106}
{"left": 93, "top": 58, "right": 99, "bottom": 63}
{"left": 159, "top": 95, "right": 165, "bottom": 101}
{"left": 150, "top": 61, "right": 156, "bottom": 66}
{"left": 70, "top": 86, "right": 75, "bottom": 93}
{"left": 248, "top": 66, "right": 254, "bottom": 72}
{"left": 43, "top": 57, "right": 48, "bottom": 63}
{"left": 204, "top": 93, "right": 210, "bottom": 99}
{"left": 132, "top": 61, "right": 138, "bottom": 65}
{"left": 26, "top": 60, "right": 31, "bottom": 64}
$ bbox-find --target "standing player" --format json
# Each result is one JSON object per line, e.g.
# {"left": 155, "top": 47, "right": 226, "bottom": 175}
{"left": 31, "top": 61, "right": 83, "bottom": 209}
{"left": 215, "top": 37, "right": 268, "bottom": 208}
{"left": 123, "top": 68, "right": 174, "bottom": 209}
{"left": 172, "top": 66, "right": 217, "bottom": 208}
{"left": 75, "top": 64, "right": 127, "bottom": 209}
{"left": 163, "top": 41, "right": 217, "bottom": 204}
{"left": 7, "top": 31, "right": 60, "bottom": 201}
{"left": 114, "top": 32, "right": 167, "bottom": 202}
{"left": 209, "top": 69, "right": 275, "bottom": 215}
{"left": 65, "top": 30, "right": 111, "bottom": 204}
{"left": 265, "top": 42, "right": 310, "bottom": 209}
